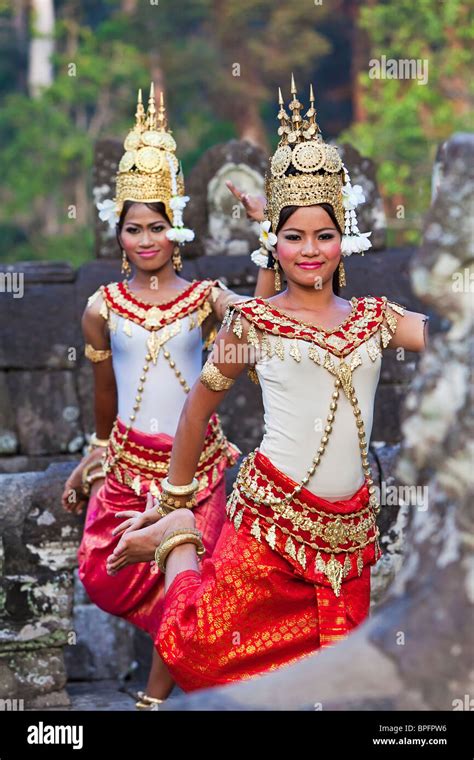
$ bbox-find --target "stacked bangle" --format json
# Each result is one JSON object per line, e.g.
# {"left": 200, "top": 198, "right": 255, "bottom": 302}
{"left": 154, "top": 476, "right": 199, "bottom": 517}
{"left": 159, "top": 491, "right": 197, "bottom": 511}
{"left": 88, "top": 432, "right": 109, "bottom": 452}
{"left": 160, "top": 477, "right": 198, "bottom": 495}
{"left": 154, "top": 529, "right": 205, "bottom": 573}
{"left": 81, "top": 459, "right": 106, "bottom": 497}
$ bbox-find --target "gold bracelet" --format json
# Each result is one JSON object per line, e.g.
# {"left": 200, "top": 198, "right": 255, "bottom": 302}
{"left": 81, "top": 461, "right": 106, "bottom": 497}
{"left": 154, "top": 529, "right": 205, "bottom": 573}
{"left": 85, "top": 343, "right": 112, "bottom": 363}
{"left": 159, "top": 491, "right": 197, "bottom": 511}
{"left": 89, "top": 432, "right": 109, "bottom": 448}
{"left": 200, "top": 360, "right": 235, "bottom": 392}
{"left": 161, "top": 476, "right": 199, "bottom": 496}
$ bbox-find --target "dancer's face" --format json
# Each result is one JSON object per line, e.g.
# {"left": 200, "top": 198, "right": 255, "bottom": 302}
{"left": 275, "top": 205, "right": 341, "bottom": 289}
{"left": 119, "top": 203, "right": 175, "bottom": 273}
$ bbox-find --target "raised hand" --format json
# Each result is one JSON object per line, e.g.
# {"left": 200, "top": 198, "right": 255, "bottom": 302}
{"left": 112, "top": 493, "right": 161, "bottom": 537}
{"left": 226, "top": 180, "right": 266, "bottom": 222}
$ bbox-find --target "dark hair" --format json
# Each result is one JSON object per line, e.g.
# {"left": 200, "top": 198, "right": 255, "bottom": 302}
{"left": 275, "top": 203, "right": 342, "bottom": 295}
{"left": 116, "top": 200, "right": 172, "bottom": 248}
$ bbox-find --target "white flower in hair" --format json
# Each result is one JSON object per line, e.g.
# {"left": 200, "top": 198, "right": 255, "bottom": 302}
{"left": 250, "top": 249, "right": 269, "bottom": 268}
{"left": 258, "top": 220, "right": 277, "bottom": 251}
{"left": 169, "top": 195, "right": 190, "bottom": 212}
{"left": 166, "top": 227, "right": 195, "bottom": 243}
{"left": 341, "top": 231, "right": 372, "bottom": 255}
{"left": 96, "top": 198, "right": 120, "bottom": 229}
{"left": 342, "top": 184, "right": 366, "bottom": 211}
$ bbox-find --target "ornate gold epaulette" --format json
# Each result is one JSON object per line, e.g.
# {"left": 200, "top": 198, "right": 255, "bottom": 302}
{"left": 380, "top": 296, "right": 406, "bottom": 348}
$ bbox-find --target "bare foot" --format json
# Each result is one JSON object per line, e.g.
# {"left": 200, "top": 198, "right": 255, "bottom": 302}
{"left": 106, "top": 509, "right": 196, "bottom": 575}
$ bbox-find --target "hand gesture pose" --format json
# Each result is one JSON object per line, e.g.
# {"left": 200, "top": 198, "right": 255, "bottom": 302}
{"left": 225, "top": 180, "right": 266, "bottom": 222}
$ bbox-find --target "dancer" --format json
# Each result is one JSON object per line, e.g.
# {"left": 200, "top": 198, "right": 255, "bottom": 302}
{"left": 108, "top": 78, "right": 429, "bottom": 692}
{"left": 62, "top": 83, "right": 271, "bottom": 706}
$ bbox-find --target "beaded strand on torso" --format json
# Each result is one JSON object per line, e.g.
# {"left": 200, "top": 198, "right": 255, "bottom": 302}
{"left": 223, "top": 295, "right": 405, "bottom": 517}
{"left": 92, "top": 280, "right": 217, "bottom": 486}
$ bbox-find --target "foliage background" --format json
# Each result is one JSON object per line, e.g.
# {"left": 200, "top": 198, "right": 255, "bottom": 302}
{"left": 0, "top": 0, "right": 472, "bottom": 265}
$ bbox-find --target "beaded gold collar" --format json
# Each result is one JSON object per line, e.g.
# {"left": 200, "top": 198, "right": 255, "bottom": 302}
{"left": 223, "top": 295, "right": 405, "bottom": 359}
{"left": 100, "top": 279, "right": 215, "bottom": 331}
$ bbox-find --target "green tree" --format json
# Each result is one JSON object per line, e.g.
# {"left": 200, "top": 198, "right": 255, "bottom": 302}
{"left": 341, "top": 0, "right": 473, "bottom": 244}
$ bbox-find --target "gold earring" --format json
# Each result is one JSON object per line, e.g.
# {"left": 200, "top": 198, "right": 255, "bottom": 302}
{"left": 338, "top": 259, "right": 346, "bottom": 288}
{"left": 172, "top": 245, "right": 183, "bottom": 272}
{"left": 121, "top": 250, "right": 131, "bottom": 278}
{"left": 273, "top": 257, "right": 281, "bottom": 291}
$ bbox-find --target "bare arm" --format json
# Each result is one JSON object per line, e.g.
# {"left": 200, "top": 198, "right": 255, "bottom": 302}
{"left": 168, "top": 320, "right": 250, "bottom": 485}
{"left": 225, "top": 180, "right": 277, "bottom": 299}
{"left": 82, "top": 295, "right": 118, "bottom": 437}
{"left": 156, "top": 319, "right": 252, "bottom": 588}
{"left": 62, "top": 292, "right": 117, "bottom": 512}
{"left": 386, "top": 305, "right": 429, "bottom": 352}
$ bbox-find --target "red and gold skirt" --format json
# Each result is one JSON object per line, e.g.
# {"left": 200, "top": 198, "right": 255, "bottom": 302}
{"left": 78, "top": 413, "right": 239, "bottom": 637}
{"left": 156, "top": 450, "right": 381, "bottom": 691}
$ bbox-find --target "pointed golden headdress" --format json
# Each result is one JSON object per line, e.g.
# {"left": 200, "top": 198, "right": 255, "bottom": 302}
{"left": 97, "top": 83, "right": 194, "bottom": 242}
{"left": 253, "top": 76, "right": 371, "bottom": 263}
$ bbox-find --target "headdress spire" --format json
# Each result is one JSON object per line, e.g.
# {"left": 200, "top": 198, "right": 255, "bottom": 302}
{"left": 95, "top": 82, "right": 194, "bottom": 245}
{"left": 251, "top": 75, "right": 372, "bottom": 265}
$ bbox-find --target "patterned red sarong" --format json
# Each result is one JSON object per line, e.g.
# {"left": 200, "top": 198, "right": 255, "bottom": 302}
{"left": 156, "top": 450, "right": 381, "bottom": 691}
{"left": 78, "top": 413, "right": 239, "bottom": 637}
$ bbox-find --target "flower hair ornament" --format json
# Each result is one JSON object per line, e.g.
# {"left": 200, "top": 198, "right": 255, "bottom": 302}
{"left": 251, "top": 76, "right": 372, "bottom": 270}
{"left": 95, "top": 83, "right": 194, "bottom": 246}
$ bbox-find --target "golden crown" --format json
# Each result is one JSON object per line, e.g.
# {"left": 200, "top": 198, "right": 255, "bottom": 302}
{"left": 254, "top": 75, "right": 371, "bottom": 263}
{"left": 265, "top": 75, "right": 345, "bottom": 233}
{"left": 114, "top": 82, "right": 184, "bottom": 223}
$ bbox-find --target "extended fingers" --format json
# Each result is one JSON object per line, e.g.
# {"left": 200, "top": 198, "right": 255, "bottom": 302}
{"left": 106, "top": 553, "right": 128, "bottom": 575}
{"left": 225, "top": 179, "right": 244, "bottom": 201}
{"left": 112, "top": 518, "right": 135, "bottom": 536}
{"left": 115, "top": 510, "right": 140, "bottom": 520}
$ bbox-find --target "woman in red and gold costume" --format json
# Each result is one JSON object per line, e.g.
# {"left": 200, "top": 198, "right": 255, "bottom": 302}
{"left": 62, "top": 84, "right": 272, "bottom": 706}
{"left": 106, "top": 78, "right": 429, "bottom": 693}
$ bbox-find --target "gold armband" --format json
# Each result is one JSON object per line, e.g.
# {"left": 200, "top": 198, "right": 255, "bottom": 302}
{"left": 200, "top": 360, "right": 235, "bottom": 391}
{"left": 85, "top": 343, "right": 112, "bottom": 363}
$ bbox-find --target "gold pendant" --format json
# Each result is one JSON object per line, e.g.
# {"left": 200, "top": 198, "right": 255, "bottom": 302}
{"left": 227, "top": 489, "right": 238, "bottom": 519}
{"left": 343, "top": 554, "right": 352, "bottom": 577}
{"left": 132, "top": 475, "right": 141, "bottom": 495}
{"left": 146, "top": 332, "right": 160, "bottom": 365}
{"left": 247, "top": 323, "right": 260, "bottom": 348}
{"left": 234, "top": 508, "right": 244, "bottom": 530}
{"left": 250, "top": 518, "right": 261, "bottom": 542}
{"left": 297, "top": 544, "right": 307, "bottom": 569}
{"left": 143, "top": 306, "right": 163, "bottom": 330}
{"left": 315, "top": 550, "right": 325, "bottom": 574}
{"left": 285, "top": 536, "right": 297, "bottom": 560}
{"left": 266, "top": 524, "right": 277, "bottom": 550}
{"left": 308, "top": 343, "right": 321, "bottom": 364}
{"left": 289, "top": 339, "right": 302, "bottom": 362}
{"left": 325, "top": 555, "right": 343, "bottom": 597}
{"left": 232, "top": 313, "right": 243, "bottom": 338}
